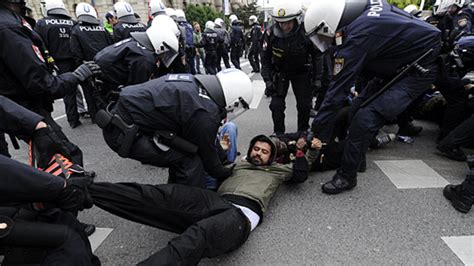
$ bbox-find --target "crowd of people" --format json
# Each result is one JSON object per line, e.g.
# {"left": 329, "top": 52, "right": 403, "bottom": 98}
{"left": 1, "top": 0, "right": 474, "bottom": 264}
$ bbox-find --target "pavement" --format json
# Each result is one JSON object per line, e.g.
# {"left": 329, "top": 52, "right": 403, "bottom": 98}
{"left": 8, "top": 59, "right": 474, "bottom": 265}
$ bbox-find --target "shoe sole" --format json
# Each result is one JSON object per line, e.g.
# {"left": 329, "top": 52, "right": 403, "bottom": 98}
{"left": 435, "top": 148, "right": 466, "bottom": 162}
{"left": 443, "top": 188, "right": 471, "bottom": 213}
{"left": 322, "top": 185, "right": 356, "bottom": 195}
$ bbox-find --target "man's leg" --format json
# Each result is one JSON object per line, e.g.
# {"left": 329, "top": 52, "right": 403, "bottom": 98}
{"left": 222, "top": 48, "right": 231, "bottom": 68}
{"left": 248, "top": 50, "right": 256, "bottom": 71}
{"left": 269, "top": 78, "right": 290, "bottom": 134}
{"left": 437, "top": 114, "right": 474, "bottom": 161}
{"left": 291, "top": 74, "right": 313, "bottom": 132}
{"left": 231, "top": 47, "right": 241, "bottom": 69}
{"left": 63, "top": 86, "right": 81, "bottom": 128}
{"left": 216, "top": 49, "right": 223, "bottom": 72}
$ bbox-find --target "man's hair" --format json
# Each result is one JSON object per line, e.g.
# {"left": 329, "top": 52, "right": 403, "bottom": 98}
{"left": 247, "top": 135, "right": 277, "bottom": 165}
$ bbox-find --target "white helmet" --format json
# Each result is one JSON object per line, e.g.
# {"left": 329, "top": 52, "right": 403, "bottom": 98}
{"left": 205, "top": 20, "right": 215, "bottom": 30}
{"left": 229, "top": 14, "right": 238, "bottom": 23}
{"left": 114, "top": 1, "right": 137, "bottom": 23}
{"left": 152, "top": 15, "right": 180, "bottom": 37}
{"left": 40, "top": 0, "right": 47, "bottom": 17}
{"left": 304, "top": 0, "right": 366, "bottom": 52}
{"left": 249, "top": 15, "right": 258, "bottom": 24}
{"left": 76, "top": 3, "right": 99, "bottom": 24}
{"left": 214, "top": 18, "right": 224, "bottom": 28}
{"left": 272, "top": 0, "right": 303, "bottom": 23}
{"left": 45, "top": 0, "right": 69, "bottom": 17}
{"left": 404, "top": 4, "right": 422, "bottom": 17}
{"left": 195, "top": 69, "right": 253, "bottom": 121}
{"left": 146, "top": 26, "right": 179, "bottom": 68}
{"left": 166, "top": 8, "right": 177, "bottom": 19}
{"left": 175, "top": 9, "right": 186, "bottom": 22}
{"left": 149, "top": 0, "right": 166, "bottom": 17}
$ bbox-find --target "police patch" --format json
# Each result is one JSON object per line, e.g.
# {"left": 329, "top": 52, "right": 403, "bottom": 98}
{"left": 333, "top": 58, "right": 344, "bottom": 76}
{"left": 32, "top": 45, "right": 45, "bottom": 63}
{"left": 458, "top": 18, "right": 468, "bottom": 28}
{"left": 278, "top": 8, "right": 286, "bottom": 17}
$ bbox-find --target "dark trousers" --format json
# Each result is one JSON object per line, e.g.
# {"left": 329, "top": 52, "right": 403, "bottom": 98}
{"left": 440, "top": 114, "right": 474, "bottom": 148}
{"left": 269, "top": 72, "right": 312, "bottom": 134}
{"left": 216, "top": 46, "right": 230, "bottom": 72}
{"left": 81, "top": 80, "right": 100, "bottom": 120}
{"left": 439, "top": 86, "right": 471, "bottom": 139}
{"left": 57, "top": 61, "right": 80, "bottom": 124}
{"left": 248, "top": 48, "right": 260, "bottom": 72}
{"left": 89, "top": 182, "right": 250, "bottom": 265}
{"left": 339, "top": 61, "right": 438, "bottom": 179}
{"left": 204, "top": 51, "right": 218, "bottom": 75}
{"left": 462, "top": 170, "right": 474, "bottom": 195}
{"left": 1, "top": 210, "right": 100, "bottom": 265}
{"left": 102, "top": 126, "right": 206, "bottom": 188}
{"left": 230, "top": 45, "right": 242, "bottom": 69}
{"left": 186, "top": 47, "right": 197, "bottom": 75}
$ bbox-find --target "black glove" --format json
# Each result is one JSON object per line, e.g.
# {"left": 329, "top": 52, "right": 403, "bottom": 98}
{"left": 33, "top": 127, "right": 71, "bottom": 169}
{"left": 265, "top": 81, "right": 275, "bottom": 97}
{"left": 55, "top": 177, "right": 93, "bottom": 212}
{"left": 72, "top": 61, "right": 101, "bottom": 82}
{"left": 218, "top": 164, "right": 236, "bottom": 180}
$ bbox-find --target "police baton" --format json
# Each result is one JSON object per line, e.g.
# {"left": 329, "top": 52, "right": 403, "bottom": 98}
{"left": 360, "top": 48, "right": 434, "bottom": 108}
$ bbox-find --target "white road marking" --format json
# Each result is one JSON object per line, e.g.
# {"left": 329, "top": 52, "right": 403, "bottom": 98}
{"left": 374, "top": 160, "right": 449, "bottom": 189}
{"left": 88, "top": 227, "right": 114, "bottom": 252}
{"left": 53, "top": 114, "right": 67, "bottom": 121}
{"left": 250, "top": 80, "right": 265, "bottom": 109}
{"left": 442, "top": 235, "right": 474, "bottom": 265}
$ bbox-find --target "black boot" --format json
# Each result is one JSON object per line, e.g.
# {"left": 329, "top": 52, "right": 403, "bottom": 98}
{"left": 443, "top": 184, "right": 474, "bottom": 213}
{"left": 436, "top": 144, "right": 466, "bottom": 161}
{"left": 397, "top": 122, "right": 422, "bottom": 137}
{"left": 322, "top": 172, "right": 357, "bottom": 195}
{"left": 82, "top": 223, "right": 96, "bottom": 236}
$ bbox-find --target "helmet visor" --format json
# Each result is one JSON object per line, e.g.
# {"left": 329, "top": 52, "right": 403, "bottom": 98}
{"left": 157, "top": 42, "right": 178, "bottom": 68}
{"left": 225, "top": 97, "right": 251, "bottom": 121}
{"left": 308, "top": 31, "right": 331, "bottom": 52}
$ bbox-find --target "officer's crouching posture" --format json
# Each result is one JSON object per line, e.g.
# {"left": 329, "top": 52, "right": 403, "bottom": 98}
{"left": 95, "top": 69, "right": 254, "bottom": 188}
{"left": 261, "top": 1, "right": 321, "bottom": 134}
{"left": 0, "top": 96, "right": 97, "bottom": 265}
{"left": 304, "top": 0, "right": 441, "bottom": 194}
{"left": 88, "top": 134, "right": 308, "bottom": 265}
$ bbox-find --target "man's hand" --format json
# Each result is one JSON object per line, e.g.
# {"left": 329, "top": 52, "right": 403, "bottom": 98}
{"left": 33, "top": 127, "right": 70, "bottom": 169}
{"left": 55, "top": 177, "right": 93, "bottom": 212}
{"left": 265, "top": 81, "right": 275, "bottom": 97}
{"left": 311, "top": 138, "right": 323, "bottom": 150}
{"left": 219, "top": 164, "right": 236, "bottom": 180}
{"left": 73, "top": 61, "right": 101, "bottom": 82}
{"left": 220, "top": 134, "right": 231, "bottom": 151}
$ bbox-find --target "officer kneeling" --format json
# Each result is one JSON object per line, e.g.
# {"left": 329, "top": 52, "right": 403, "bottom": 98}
{"left": 304, "top": 0, "right": 441, "bottom": 194}
{"left": 96, "top": 69, "right": 254, "bottom": 188}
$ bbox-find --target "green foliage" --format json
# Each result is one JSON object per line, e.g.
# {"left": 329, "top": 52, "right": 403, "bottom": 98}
{"left": 387, "top": 0, "right": 435, "bottom": 9}
{"left": 185, "top": 4, "right": 223, "bottom": 29}
{"left": 233, "top": 2, "right": 262, "bottom": 29}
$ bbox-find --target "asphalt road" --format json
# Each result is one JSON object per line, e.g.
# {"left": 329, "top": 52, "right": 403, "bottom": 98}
{"left": 8, "top": 59, "right": 473, "bottom": 265}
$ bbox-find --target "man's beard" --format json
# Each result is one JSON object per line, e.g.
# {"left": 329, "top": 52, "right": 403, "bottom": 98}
{"left": 249, "top": 155, "right": 263, "bottom": 166}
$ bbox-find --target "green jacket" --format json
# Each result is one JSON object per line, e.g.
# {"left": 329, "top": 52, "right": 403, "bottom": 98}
{"left": 104, "top": 21, "right": 113, "bottom": 34}
{"left": 217, "top": 160, "right": 305, "bottom": 213}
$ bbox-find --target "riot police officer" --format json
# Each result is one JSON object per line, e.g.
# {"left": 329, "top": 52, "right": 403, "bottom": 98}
{"left": 94, "top": 23, "right": 179, "bottom": 103}
{"left": 0, "top": 0, "right": 100, "bottom": 164}
{"left": 229, "top": 15, "right": 245, "bottom": 69}
{"left": 441, "top": 0, "right": 473, "bottom": 34}
{"left": 96, "top": 69, "right": 254, "bottom": 188}
{"left": 248, "top": 15, "right": 262, "bottom": 73}
{"left": 147, "top": 0, "right": 167, "bottom": 27}
{"left": 70, "top": 2, "right": 114, "bottom": 119}
{"left": 214, "top": 18, "right": 231, "bottom": 71}
{"left": 262, "top": 2, "right": 321, "bottom": 134}
{"left": 113, "top": 1, "right": 146, "bottom": 42}
{"left": 197, "top": 21, "right": 219, "bottom": 75}
{"left": 304, "top": 0, "right": 441, "bottom": 194}
{"left": 35, "top": 0, "right": 82, "bottom": 128}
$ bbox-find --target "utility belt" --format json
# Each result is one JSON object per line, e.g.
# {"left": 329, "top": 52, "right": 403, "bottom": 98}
{"left": 95, "top": 103, "right": 198, "bottom": 157}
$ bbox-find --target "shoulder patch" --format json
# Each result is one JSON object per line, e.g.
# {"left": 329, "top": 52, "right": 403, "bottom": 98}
{"left": 32, "top": 45, "right": 45, "bottom": 63}
{"left": 166, "top": 74, "right": 193, "bottom": 82}
{"left": 458, "top": 18, "right": 468, "bottom": 28}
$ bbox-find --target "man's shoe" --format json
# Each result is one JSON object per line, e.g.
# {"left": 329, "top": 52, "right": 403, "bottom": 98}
{"left": 372, "top": 133, "right": 396, "bottom": 149}
{"left": 397, "top": 122, "right": 422, "bottom": 137}
{"left": 443, "top": 184, "right": 473, "bottom": 213}
{"left": 436, "top": 144, "right": 467, "bottom": 161}
{"left": 69, "top": 120, "right": 82, "bottom": 129}
{"left": 322, "top": 174, "right": 357, "bottom": 194}
{"left": 83, "top": 223, "right": 96, "bottom": 236}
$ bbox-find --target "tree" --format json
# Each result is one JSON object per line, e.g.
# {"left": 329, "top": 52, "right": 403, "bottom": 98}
{"left": 233, "top": 2, "right": 262, "bottom": 29}
{"left": 387, "top": 0, "right": 435, "bottom": 9}
{"left": 185, "top": 4, "right": 223, "bottom": 28}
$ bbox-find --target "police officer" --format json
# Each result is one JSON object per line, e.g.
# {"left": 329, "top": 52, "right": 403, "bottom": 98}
{"left": 443, "top": 0, "right": 473, "bottom": 34}
{"left": 229, "top": 15, "right": 245, "bottom": 69}
{"left": 96, "top": 69, "right": 254, "bottom": 188}
{"left": 0, "top": 0, "right": 100, "bottom": 164}
{"left": 304, "top": 0, "right": 441, "bottom": 194}
{"left": 94, "top": 23, "right": 179, "bottom": 103}
{"left": 248, "top": 15, "right": 262, "bottom": 73}
{"left": 70, "top": 2, "right": 114, "bottom": 119}
{"left": 262, "top": 2, "right": 321, "bottom": 134}
{"left": 113, "top": 1, "right": 146, "bottom": 42}
{"left": 197, "top": 21, "right": 219, "bottom": 75}
{"left": 214, "top": 18, "right": 231, "bottom": 71}
{"left": 147, "top": 0, "right": 167, "bottom": 27}
{"left": 35, "top": 0, "right": 83, "bottom": 128}
{"left": 176, "top": 9, "right": 195, "bottom": 74}
{"left": 0, "top": 95, "right": 97, "bottom": 265}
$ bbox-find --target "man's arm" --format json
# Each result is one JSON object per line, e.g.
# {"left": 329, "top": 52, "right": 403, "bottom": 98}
{"left": 0, "top": 96, "right": 44, "bottom": 135}
{"left": 260, "top": 29, "right": 273, "bottom": 83}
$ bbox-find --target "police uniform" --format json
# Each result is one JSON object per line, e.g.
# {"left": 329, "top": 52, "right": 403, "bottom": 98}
{"left": 452, "top": 7, "right": 473, "bottom": 34}
{"left": 70, "top": 20, "right": 114, "bottom": 117}
{"left": 0, "top": 5, "right": 83, "bottom": 164}
{"left": 229, "top": 21, "right": 245, "bottom": 69}
{"left": 197, "top": 28, "right": 219, "bottom": 74}
{"left": 35, "top": 14, "right": 82, "bottom": 127}
{"left": 248, "top": 23, "right": 262, "bottom": 72}
{"left": 261, "top": 23, "right": 321, "bottom": 134}
{"left": 312, "top": 0, "right": 441, "bottom": 192}
{"left": 215, "top": 26, "right": 231, "bottom": 71}
{"left": 93, "top": 38, "right": 157, "bottom": 101}
{"left": 113, "top": 20, "right": 146, "bottom": 42}
{"left": 100, "top": 74, "right": 232, "bottom": 188}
